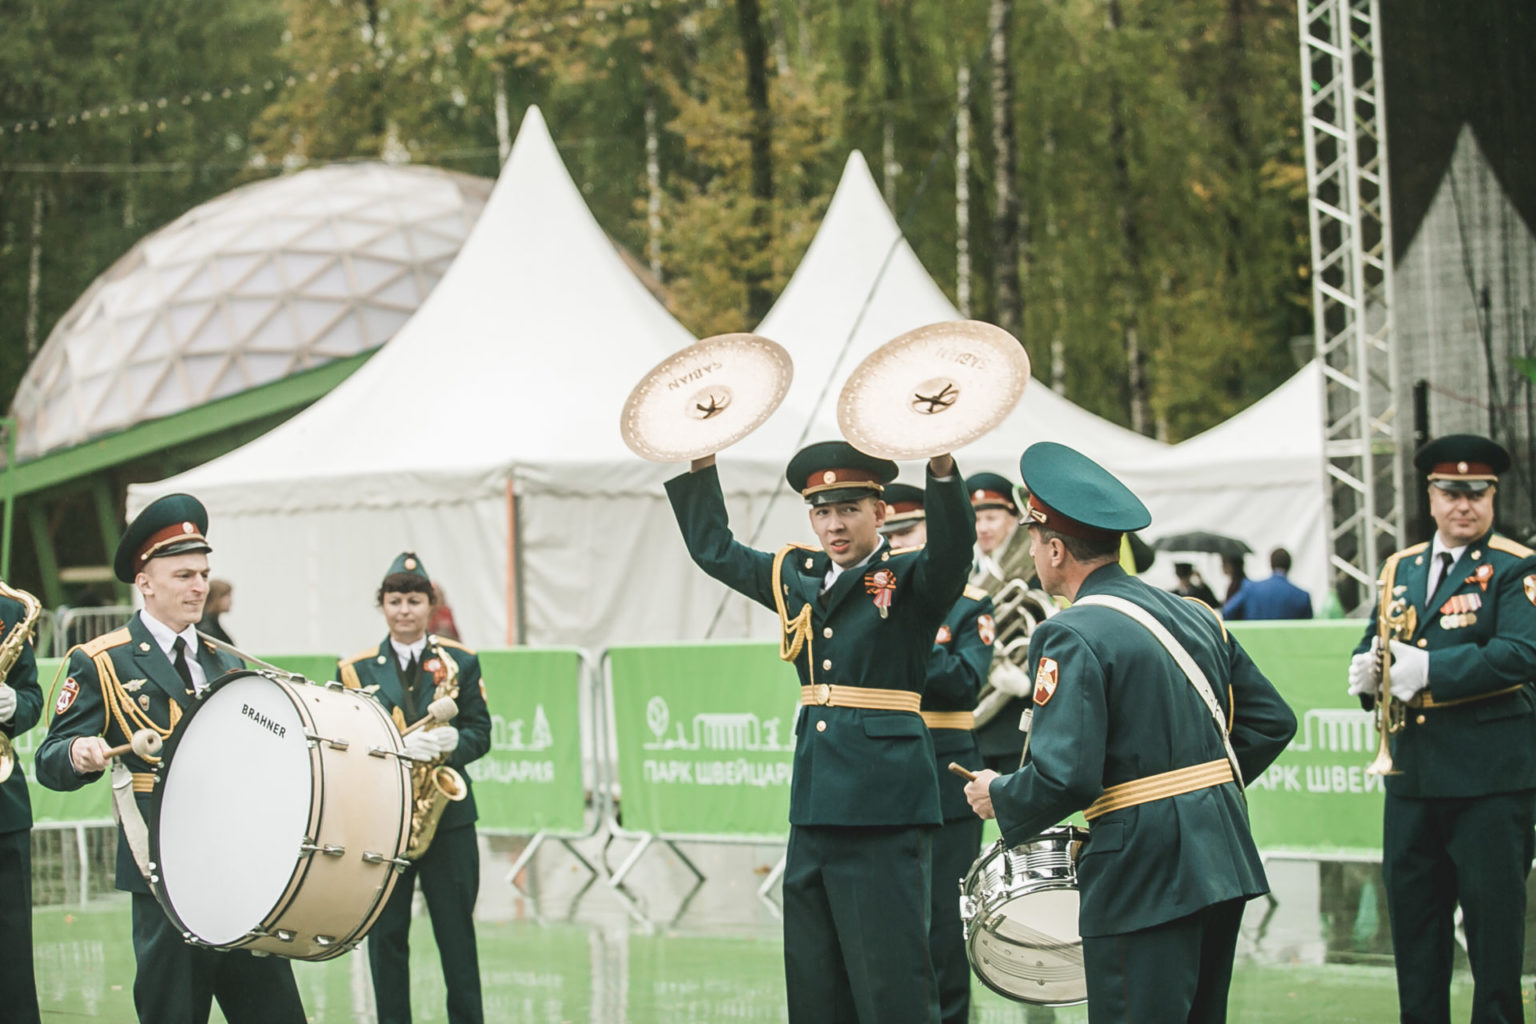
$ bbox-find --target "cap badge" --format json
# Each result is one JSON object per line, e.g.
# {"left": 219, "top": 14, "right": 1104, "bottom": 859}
{"left": 182, "top": 522, "right": 194, "bottom": 534}
{"left": 864, "top": 567, "right": 897, "bottom": 619}
{"left": 822, "top": 471, "right": 837, "bottom": 485}
{"left": 973, "top": 490, "right": 985, "bottom": 501}
{"left": 1457, "top": 461, "right": 1469, "bottom": 474}
{"left": 404, "top": 557, "right": 417, "bottom": 570}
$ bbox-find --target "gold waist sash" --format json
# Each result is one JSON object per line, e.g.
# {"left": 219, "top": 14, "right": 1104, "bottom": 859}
{"left": 799, "top": 684, "right": 921, "bottom": 713}
{"left": 1083, "top": 758, "right": 1234, "bottom": 821}
{"left": 1408, "top": 683, "right": 1524, "bottom": 709}
{"left": 920, "top": 710, "right": 976, "bottom": 731}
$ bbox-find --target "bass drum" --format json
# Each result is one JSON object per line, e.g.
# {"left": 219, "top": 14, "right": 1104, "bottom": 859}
{"left": 147, "top": 670, "right": 412, "bottom": 960}
{"left": 959, "top": 826, "right": 1088, "bottom": 1005}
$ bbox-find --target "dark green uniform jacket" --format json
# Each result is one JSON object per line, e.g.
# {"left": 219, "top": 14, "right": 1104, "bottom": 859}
{"left": 971, "top": 524, "right": 1037, "bottom": 759}
{"left": 1352, "top": 532, "right": 1536, "bottom": 797}
{"left": 989, "top": 564, "right": 1296, "bottom": 937}
{"left": 666, "top": 464, "right": 975, "bottom": 827}
{"left": 336, "top": 636, "right": 492, "bottom": 832}
{"left": 925, "top": 586, "right": 992, "bottom": 821}
{"left": 34, "top": 614, "right": 242, "bottom": 893}
{"left": 0, "top": 593, "right": 43, "bottom": 835}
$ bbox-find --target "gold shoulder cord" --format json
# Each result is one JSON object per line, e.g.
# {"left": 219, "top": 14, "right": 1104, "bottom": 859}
{"left": 94, "top": 650, "right": 175, "bottom": 765}
{"left": 338, "top": 661, "right": 362, "bottom": 690}
{"left": 772, "top": 544, "right": 815, "bottom": 675}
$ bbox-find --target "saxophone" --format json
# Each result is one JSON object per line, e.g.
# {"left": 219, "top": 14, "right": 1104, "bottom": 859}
{"left": 404, "top": 635, "right": 468, "bottom": 859}
{"left": 0, "top": 580, "right": 42, "bottom": 784}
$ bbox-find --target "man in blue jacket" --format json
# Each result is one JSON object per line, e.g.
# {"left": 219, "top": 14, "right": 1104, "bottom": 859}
{"left": 1222, "top": 547, "right": 1312, "bottom": 620}
{"left": 965, "top": 442, "right": 1296, "bottom": 1022}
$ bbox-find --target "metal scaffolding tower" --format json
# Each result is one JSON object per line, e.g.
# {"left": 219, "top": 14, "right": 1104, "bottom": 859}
{"left": 1298, "top": 0, "right": 1404, "bottom": 614}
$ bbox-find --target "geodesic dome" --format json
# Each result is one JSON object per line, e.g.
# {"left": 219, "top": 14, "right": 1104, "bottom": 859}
{"left": 9, "top": 162, "right": 492, "bottom": 460}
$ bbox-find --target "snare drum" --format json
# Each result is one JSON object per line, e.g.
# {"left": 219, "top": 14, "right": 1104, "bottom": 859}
{"left": 959, "top": 826, "right": 1088, "bottom": 1006}
{"left": 147, "top": 670, "right": 412, "bottom": 960}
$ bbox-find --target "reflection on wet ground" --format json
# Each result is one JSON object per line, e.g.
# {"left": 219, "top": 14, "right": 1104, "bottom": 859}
{"left": 32, "top": 828, "right": 1517, "bottom": 1022}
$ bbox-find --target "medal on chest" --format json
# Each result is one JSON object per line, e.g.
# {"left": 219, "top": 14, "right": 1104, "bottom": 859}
{"left": 864, "top": 568, "right": 897, "bottom": 619}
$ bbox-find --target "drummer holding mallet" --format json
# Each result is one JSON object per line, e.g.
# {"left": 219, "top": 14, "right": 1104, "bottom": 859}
{"left": 667, "top": 441, "right": 974, "bottom": 1024}
{"left": 34, "top": 494, "right": 307, "bottom": 1024}
{"left": 963, "top": 443, "right": 1295, "bottom": 1022}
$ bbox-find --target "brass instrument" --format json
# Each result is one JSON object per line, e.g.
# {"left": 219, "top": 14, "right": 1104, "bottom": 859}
{"left": 404, "top": 635, "right": 469, "bottom": 859}
{"left": 0, "top": 580, "right": 42, "bottom": 784}
{"left": 973, "top": 579, "right": 1056, "bottom": 728}
{"left": 1366, "top": 559, "right": 1416, "bottom": 776}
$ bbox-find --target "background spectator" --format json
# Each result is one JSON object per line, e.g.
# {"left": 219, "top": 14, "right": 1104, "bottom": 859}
{"left": 1170, "top": 562, "right": 1219, "bottom": 605}
{"left": 1223, "top": 548, "right": 1313, "bottom": 620}
{"left": 198, "top": 578, "right": 235, "bottom": 644}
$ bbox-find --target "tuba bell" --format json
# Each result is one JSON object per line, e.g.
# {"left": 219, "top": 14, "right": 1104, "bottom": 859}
{"left": 0, "top": 580, "right": 42, "bottom": 784}
{"left": 973, "top": 579, "right": 1057, "bottom": 728}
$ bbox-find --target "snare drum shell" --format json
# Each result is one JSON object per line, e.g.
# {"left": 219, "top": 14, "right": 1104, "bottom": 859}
{"left": 149, "top": 671, "right": 412, "bottom": 960}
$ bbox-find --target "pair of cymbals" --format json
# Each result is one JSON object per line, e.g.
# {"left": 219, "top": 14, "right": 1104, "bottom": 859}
{"left": 620, "top": 321, "right": 1030, "bottom": 462}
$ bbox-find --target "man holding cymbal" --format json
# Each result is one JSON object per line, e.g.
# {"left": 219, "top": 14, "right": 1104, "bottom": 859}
{"left": 667, "top": 441, "right": 975, "bottom": 1024}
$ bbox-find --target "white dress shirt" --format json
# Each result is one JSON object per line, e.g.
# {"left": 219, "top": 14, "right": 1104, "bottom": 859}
{"left": 137, "top": 610, "right": 208, "bottom": 692}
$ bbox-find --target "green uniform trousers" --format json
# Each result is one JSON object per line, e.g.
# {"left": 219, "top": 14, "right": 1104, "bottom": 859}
{"left": 1080, "top": 897, "right": 1245, "bottom": 1024}
{"left": 783, "top": 824, "right": 940, "bottom": 1024}
{"left": 129, "top": 892, "right": 304, "bottom": 1024}
{"left": 369, "top": 822, "right": 483, "bottom": 1024}
{"left": 0, "top": 829, "right": 39, "bottom": 1024}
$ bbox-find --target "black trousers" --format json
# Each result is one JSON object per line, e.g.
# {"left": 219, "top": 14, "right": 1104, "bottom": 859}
{"left": 369, "top": 822, "right": 483, "bottom": 1024}
{"left": 931, "top": 815, "right": 983, "bottom": 1024}
{"left": 1080, "top": 898, "right": 1246, "bottom": 1024}
{"left": 1383, "top": 789, "right": 1536, "bottom": 1024}
{"left": 130, "top": 892, "right": 305, "bottom": 1024}
{"left": 0, "top": 829, "right": 39, "bottom": 1024}
{"left": 782, "top": 823, "right": 940, "bottom": 1024}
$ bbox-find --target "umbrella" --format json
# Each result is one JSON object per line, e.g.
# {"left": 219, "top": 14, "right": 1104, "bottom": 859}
{"left": 1150, "top": 531, "right": 1253, "bottom": 560}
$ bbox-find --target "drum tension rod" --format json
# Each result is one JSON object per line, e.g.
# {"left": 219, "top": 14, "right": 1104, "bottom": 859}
{"left": 300, "top": 841, "right": 346, "bottom": 857}
{"left": 363, "top": 851, "right": 412, "bottom": 870}
{"left": 303, "top": 732, "right": 349, "bottom": 751}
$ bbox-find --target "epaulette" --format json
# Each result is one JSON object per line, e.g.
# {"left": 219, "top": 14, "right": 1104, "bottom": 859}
{"left": 1489, "top": 535, "right": 1535, "bottom": 558}
{"left": 432, "top": 636, "right": 476, "bottom": 656}
{"left": 78, "top": 628, "right": 131, "bottom": 658}
{"left": 963, "top": 584, "right": 989, "bottom": 602}
{"left": 888, "top": 545, "right": 920, "bottom": 557}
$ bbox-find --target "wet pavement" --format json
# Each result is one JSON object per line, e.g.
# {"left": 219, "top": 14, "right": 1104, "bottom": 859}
{"left": 32, "top": 829, "right": 1514, "bottom": 1022}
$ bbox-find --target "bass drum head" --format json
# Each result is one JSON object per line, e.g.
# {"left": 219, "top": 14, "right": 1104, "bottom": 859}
{"left": 967, "top": 883, "right": 1086, "bottom": 1005}
{"left": 151, "top": 671, "right": 312, "bottom": 946}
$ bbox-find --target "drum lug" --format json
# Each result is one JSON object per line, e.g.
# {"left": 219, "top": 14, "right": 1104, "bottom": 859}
{"left": 363, "top": 851, "right": 412, "bottom": 871}
{"left": 300, "top": 841, "right": 346, "bottom": 857}
{"left": 304, "top": 732, "right": 350, "bottom": 751}
{"left": 322, "top": 679, "right": 346, "bottom": 690}
{"left": 314, "top": 934, "right": 337, "bottom": 948}
{"left": 368, "top": 745, "right": 410, "bottom": 761}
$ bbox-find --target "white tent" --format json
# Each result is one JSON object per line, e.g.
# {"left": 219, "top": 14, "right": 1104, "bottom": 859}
{"left": 1122, "top": 361, "right": 1330, "bottom": 610}
{"left": 129, "top": 107, "right": 810, "bottom": 654}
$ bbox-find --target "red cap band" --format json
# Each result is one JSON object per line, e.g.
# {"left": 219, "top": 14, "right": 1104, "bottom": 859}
{"left": 136, "top": 522, "right": 206, "bottom": 569}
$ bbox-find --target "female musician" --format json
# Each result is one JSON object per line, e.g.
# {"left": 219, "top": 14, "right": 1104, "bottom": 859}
{"left": 336, "top": 553, "right": 492, "bottom": 1024}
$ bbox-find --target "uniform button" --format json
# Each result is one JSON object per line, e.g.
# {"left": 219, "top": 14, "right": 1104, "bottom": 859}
{"left": 816, "top": 720, "right": 827, "bottom": 732}
{"left": 1417, "top": 639, "right": 1427, "bottom": 648}
{"left": 1416, "top": 714, "right": 1426, "bottom": 725}
{"left": 823, "top": 627, "right": 833, "bottom": 639}
{"left": 822, "top": 659, "right": 832, "bottom": 670}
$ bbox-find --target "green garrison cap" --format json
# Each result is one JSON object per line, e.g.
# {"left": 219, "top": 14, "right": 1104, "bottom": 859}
{"left": 879, "top": 482, "right": 926, "bottom": 535}
{"left": 1018, "top": 441, "right": 1150, "bottom": 539}
{"left": 386, "top": 551, "right": 431, "bottom": 583}
{"left": 964, "top": 471, "right": 1020, "bottom": 513}
{"left": 114, "top": 493, "right": 211, "bottom": 583}
{"left": 785, "top": 440, "right": 898, "bottom": 507}
{"left": 1413, "top": 433, "right": 1509, "bottom": 494}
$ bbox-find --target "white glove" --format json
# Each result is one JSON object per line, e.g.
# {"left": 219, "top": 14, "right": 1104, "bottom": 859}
{"left": 990, "top": 661, "right": 1033, "bottom": 698}
{"left": 1347, "top": 638, "right": 1380, "bottom": 698}
{"left": 0, "top": 684, "right": 15, "bottom": 724}
{"left": 1387, "top": 640, "right": 1429, "bottom": 702}
{"left": 403, "top": 730, "right": 438, "bottom": 762}
{"left": 429, "top": 725, "right": 460, "bottom": 756}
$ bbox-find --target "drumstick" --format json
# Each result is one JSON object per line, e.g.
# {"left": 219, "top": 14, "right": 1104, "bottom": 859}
{"left": 400, "top": 696, "right": 459, "bottom": 737}
{"left": 104, "top": 730, "right": 163, "bottom": 760}
{"left": 948, "top": 762, "right": 978, "bottom": 781}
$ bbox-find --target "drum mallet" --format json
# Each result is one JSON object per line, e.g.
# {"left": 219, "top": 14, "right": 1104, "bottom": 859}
{"left": 948, "top": 762, "right": 978, "bottom": 781}
{"left": 104, "top": 730, "right": 163, "bottom": 760}
{"left": 401, "top": 697, "right": 458, "bottom": 737}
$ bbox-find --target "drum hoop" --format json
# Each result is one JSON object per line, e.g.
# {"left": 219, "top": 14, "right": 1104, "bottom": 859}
{"left": 146, "top": 670, "right": 316, "bottom": 948}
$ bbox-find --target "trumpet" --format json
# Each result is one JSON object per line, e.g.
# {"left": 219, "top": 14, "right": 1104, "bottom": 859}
{"left": 1366, "top": 568, "right": 1416, "bottom": 776}
{"left": 973, "top": 579, "right": 1056, "bottom": 728}
{"left": 0, "top": 580, "right": 42, "bottom": 784}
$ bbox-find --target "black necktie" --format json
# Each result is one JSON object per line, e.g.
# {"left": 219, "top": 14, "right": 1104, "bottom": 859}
{"left": 1430, "top": 551, "right": 1454, "bottom": 594}
{"left": 172, "top": 636, "right": 194, "bottom": 691}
